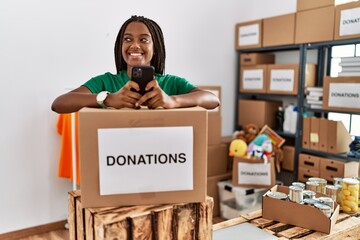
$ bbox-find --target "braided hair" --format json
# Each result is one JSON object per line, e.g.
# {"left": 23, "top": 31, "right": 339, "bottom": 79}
{"left": 114, "top": 15, "right": 166, "bottom": 75}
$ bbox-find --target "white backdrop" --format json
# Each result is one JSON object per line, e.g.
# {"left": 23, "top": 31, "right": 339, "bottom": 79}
{"left": 0, "top": 0, "right": 296, "bottom": 233}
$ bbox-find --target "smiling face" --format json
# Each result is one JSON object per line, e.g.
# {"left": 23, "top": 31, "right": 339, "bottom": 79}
{"left": 121, "top": 21, "right": 154, "bottom": 76}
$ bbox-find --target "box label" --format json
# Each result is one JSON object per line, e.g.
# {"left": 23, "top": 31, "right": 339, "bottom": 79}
{"left": 269, "top": 69, "right": 295, "bottom": 91}
{"left": 238, "top": 24, "right": 260, "bottom": 46}
{"left": 98, "top": 126, "right": 194, "bottom": 195}
{"left": 328, "top": 83, "right": 360, "bottom": 108}
{"left": 340, "top": 7, "right": 360, "bottom": 36}
{"left": 237, "top": 162, "right": 271, "bottom": 185}
{"left": 243, "top": 69, "right": 264, "bottom": 89}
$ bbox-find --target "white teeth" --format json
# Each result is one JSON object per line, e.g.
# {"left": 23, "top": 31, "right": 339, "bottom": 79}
{"left": 130, "top": 53, "right": 142, "bottom": 56}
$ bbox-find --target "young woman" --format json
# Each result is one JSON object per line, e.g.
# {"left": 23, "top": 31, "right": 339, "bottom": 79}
{"left": 51, "top": 15, "right": 220, "bottom": 113}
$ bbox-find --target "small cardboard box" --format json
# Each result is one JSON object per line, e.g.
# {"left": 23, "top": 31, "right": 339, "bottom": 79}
{"left": 79, "top": 107, "right": 207, "bottom": 208}
{"left": 240, "top": 53, "right": 275, "bottom": 66}
{"left": 298, "top": 166, "right": 320, "bottom": 182}
{"left": 259, "top": 125, "right": 285, "bottom": 148}
{"left": 327, "top": 119, "right": 353, "bottom": 153}
{"left": 263, "top": 13, "right": 296, "bottom": 47}
{"left": 238, "top": 99, "right": 282, "bottom": 129}
{"left": 235, "top": 20, "right": 262, "bottom": 50}
{"left": 319, "top": 157, "right": 359, "bottom": 182}
{"left": 207, "top": 172, "right": 232, "bottom": 217}
{"left": 299, "top": 153, "right": 320, "bottom": 171}
{"left": 240, "top": 65, "right": 267, "bottom": 93}
{"left": 335, "top": 1, "right": 360, "bottom": 40}
{"left": 208, "top": 114, "right": 222, "bottom": 145}
{"left": 323, "top": 76, "right": 360, "bottom": 113}
{"left": 262, "top": 185, "right": 339, "bottom": 234}
{"left": 68, "top": 190, "right": 213, "bottom": 240}
{"left": 282, "top": 146, "right": 295, "bottom": 171}
{"left": 297, "top": 0, "right": 335, "bottom": 11}
{"left": 295, "top": 6, "right": 335, "bottom": 44}
{"left": 266, "top": 64, "right": 316, "bottom": 95}
{"left": 302, "top": 117, "right": 311, "bottom": 149}
{"left": 207, "top": 144, "right": 228, "bottom": 177}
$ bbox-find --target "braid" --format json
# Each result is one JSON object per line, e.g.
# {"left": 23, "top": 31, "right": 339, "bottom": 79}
{"left": 114, "top": 16, "right": 166, "bottom": 75}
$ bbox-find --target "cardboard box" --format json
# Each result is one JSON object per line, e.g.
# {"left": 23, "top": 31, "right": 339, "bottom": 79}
{"left": 323, "top": 76, "right": 360, "bottom": 113}
{"left": 318, "top": 118, "right": 329, "bottom": 152}
{"left": 78, "top": 107, "right": 207, "bottom": 208}
{"left": 297, "top": 0, "right": 335, "bottom": 11}
{"left": 327, "top": 119, "right": 353, "bottom": 153}
{"left": 319, "top": 157, "right": 359, "bottom": 182}
{"left": 262, "top": 185, "right": 339, "bottom": 234}
{"left": 282, "top": 146, "right": 295, "bottom": 171}
{"left": 299, "top": 153, "right": 321, "bottom": 171}
{"left": 207, "top": 172, "right": 232, "bottom": 217}
{"left": 310, "top": 117, "right": 320, "bottom": 150}
{"left": 221, "top": 136, "right": 235, "bottom": 172}
{"left": 68, "top": 190, "right": 213, "bottom": 240}
{"left": 298, "top": 166, "right": 320, "bottom": 182}
{"left": 235, "top": 20, "right": 262, "bottom": 50}
{"left": 238, "top": 99, "right": 282, "bottom": 129}
{"left": 263, "top": 13, "right": 296, "bottom": 47}
{"left": 208, "top": 114, "right": 222, "bottom": 145}
{"left": 335, "top": 1, "right": 360, "bottom": 40}
{"left": 302, "top": 117, "right": 311, "bottom": 149}
{"left": 232, "top": 157, "right": 276, "bottom": 188}
{"left": 207, "top": 144, "right": 228, "bottom": 177}
{"left": 240, "top": 65, "right": 267, "bottom": 93}
{"left": 240, "top": 53, "right": 275, "bottom": 66}
{"left": 266, "top": 64, "right": 316, "bottom": 95}
{"left": 259, "top": 125, "right": 285, "bottom": 148}
{"left": 198, "top": 85, "right": 221, "bottom": 116}
{"left": 295, "top": 6, "right": 335, "bottom": 44}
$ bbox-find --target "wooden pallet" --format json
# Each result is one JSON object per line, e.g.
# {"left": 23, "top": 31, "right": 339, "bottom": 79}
{"left": 213, "top": 209, "right": 360, "bottom": 239}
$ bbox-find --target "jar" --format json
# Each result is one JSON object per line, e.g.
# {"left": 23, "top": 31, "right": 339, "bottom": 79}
{"left": 315, "top": 203, "right": 332, "bottom": 218}
{"left": 325, "top": 185, "right": 340, "bottom": 203}
{"left": 292, "top": 182, "right": 305, "bottom": 189}
{"left": 303, "top": 190, "right": 316, "bottom": 199}
{"left": 289, "top": 185, "right": 303, "bottom": 203}
{"left": 341, "top": 178, "right": 359, "bottom": 214}
{"left": 333, "top": 177, "right": 343, "bottom": 186}
{"left": 306, "top": 181, "right": 319, "bottom": 192}
{"left": 308, "top": 177, "right": 327, "bottom": 194}
{"left": 318, "top": 197, "right": 335, "bottom": 213}
{"left": 353, "top": 177, "right": 360, "bottom": 200}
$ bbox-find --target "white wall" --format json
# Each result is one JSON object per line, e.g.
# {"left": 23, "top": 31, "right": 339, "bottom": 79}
{"left": 0, "top": 0, "right": 296, "bottom": 233}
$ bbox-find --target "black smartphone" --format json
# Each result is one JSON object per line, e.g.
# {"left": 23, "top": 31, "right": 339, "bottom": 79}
{"left": 131, "top": 66, "right": 155, "bottom": 95}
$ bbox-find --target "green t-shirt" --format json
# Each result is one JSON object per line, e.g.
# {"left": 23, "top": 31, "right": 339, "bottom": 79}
{"left": 83, "top": 70, "right": 196, "bottom": 95}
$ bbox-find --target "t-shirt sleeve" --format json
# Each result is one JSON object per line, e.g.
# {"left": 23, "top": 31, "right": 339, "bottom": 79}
{"left": 173, "top": 76, "right": 197, "bottom": 95}
{"left": 82, "top": 73, "right": 110, "bottom": 94}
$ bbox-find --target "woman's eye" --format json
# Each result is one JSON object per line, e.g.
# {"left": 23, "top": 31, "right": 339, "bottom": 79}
{"left": 141, "top": 38, "right": 150, "bottom": 43}
{"left": 123, "top": 37, "right": 132, "bottom": 42}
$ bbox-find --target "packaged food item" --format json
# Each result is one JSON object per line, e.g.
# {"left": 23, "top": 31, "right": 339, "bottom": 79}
{"left": 292, "top": 182, "right": 305, "bottom": 189}
{"left": 318, "top": 197, "right": 335, "bottom": 213}
{"left": 306, "top": 181, "right": 319, "bottom": 192}
{"left": 303, "top": 190, "right": 316, "bottom": 199}
{"left": 289, "top": 185, "right": 303, "bottom": 203}
{"left": 325, "top": 185, "right": 340, "bottom": 203}
{"left": 308, "top": 177, "right": 327, "bottom": 194}
{"left": 315, "top": 203, "right": 332, "bottom": 218}
{"left": 341, "top": 178, "right": 359, "bottom": 214}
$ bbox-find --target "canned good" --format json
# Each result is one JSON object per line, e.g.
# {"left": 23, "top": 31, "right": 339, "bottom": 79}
{"left": 333, "top": 177, "right": 343, "bottom": 186}
{"left": 292, "top": 182, "right": 305, "bottom": 189}
{"left": 325, "top": 185, "right": 340, "bottom": 202}
{"left": 289, "top": 185, "right": 303, "bottom": 203}
{"left": 303, "top": 190, "right": 316, "bottom": 199}
{"left": 315, "top": 203, "right": 332, "bottom": 218}
{"left": 306, "top": 181, "right": 319, "bottom": 192}
{"left": 341, "top": 178, "right": 359, "bottom": 213}
{"left": 266, "top": 191, "right": 288, "bottom": 200}
{"left": 308, "top": 177, "right": 327, "bottom": 194}
{"left": 304, "top": 198, "right": 320, "bottom": 206}
{"left": 318, "top": 197, "right": 335, "bottom": 213}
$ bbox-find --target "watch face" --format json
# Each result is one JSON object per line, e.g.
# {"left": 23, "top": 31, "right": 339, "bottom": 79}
{"left": 97, "top": 91, "right": 108, "bottom": 102}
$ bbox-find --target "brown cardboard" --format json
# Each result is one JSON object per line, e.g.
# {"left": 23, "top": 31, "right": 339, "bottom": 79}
{"left": 335, "top": 1, "right": 360, "bottom": 40}
{"left": 221, "top": 136, "right": 235, "bottom": 172}
{"left": 295, "top": 6, "right": 335, "bottom": 44}
{"left": 207, "top": 172, "right": 232, "bottom": 217}
{"left": 310, "top": 117, "right": 320, "bottom": 150}
{"left": 78, "top": 107, "right": 207, "bottom": 208}
{"left": 323, "top": 76, "right": 360, "bottom": 113}
{"left": 262, "top": 185, "right": 339, "bottom": 234}
{"left": 298, "top": 167, "right": 320, "bottom": 182}
{"left": 263, "top": 13, "right": 296, "bottom": 47}
{"left": 297, "top": 0, "right": 335, "bottom": 11}
{"left": 299, "top": 153, "right": 320, "bottom": 171}
{"left": 232, "top": 157, "right": 276, "bottom": 188}
{"left": 282, "top": 146, "right": 295, "bottom": 171}
{"left": 302, "top": 117, "right": 311, "bottom": 149}
{"left": 208, "top": 114, "right": 222, "bottom": 145}
{"left": 238, "top": 99, "right": 282, "bottom": 129}
{"left": 207, "top": 144, "right": 229, "bottom": 177}
{"left": 240, "top": 53, "right": 275, "bottom": 66}
{"left": 319, "top": 157, "right": 359, "bottom": 182}
{"left": 327, "top": 120, "right": 353, "bottom": 153}
{"left": 259, "top": 125, "right": 285, "bottom": 148}
{"left": 266, "top": 64, "right": 316, "bottom": 95}
{"left": 240, "top": 65, "right": 267, "bottom": 93}
{"left": 198, "top": 85, "right": 222, "bottom": 116}
{"left": 319, "top": 118, "right": 329, "bottom": 152}
{"left": 235, "top": 20, "right": 262, "bottom": 50}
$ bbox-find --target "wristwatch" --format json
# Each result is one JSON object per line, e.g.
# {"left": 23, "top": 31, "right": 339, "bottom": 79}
{"left": 96, "top": 91, "right": 110, "bottom": 108}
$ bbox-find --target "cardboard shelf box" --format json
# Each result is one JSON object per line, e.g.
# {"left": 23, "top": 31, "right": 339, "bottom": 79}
{"left": 299, "top": 153, "right": 321, "bottom": 172}
{"left": 207, "top": 144, "right": 229, "bottom": 177}
{"left": 323, "top": 76, "right": 360, "bottom": 113}
{"left": 68, "top": 190, "right": 213, "bottom": 240}
{"left": 266, "top": 64, "right": 316, "bottom": 95}
{"left": 298, "top": 166, "right": 320, "bottom": 182}
{"left": 319, "top": 157, "right": 359, "bottom": 183}
{"left": 263, "top": 13, "right": 296, "bottom": 47}
{"left": 240, "top": 53, "right": 275, "bottom": 66}
{"left": 335, "top": 1, "right": 360, "bottom": 40}
{"left": 240, "top": 65, "right": 268, "bottom": 93}
{"left": 281, "top": 145, "right": 295, "bottom": 171}
{"left": 297, "top": 0, "right": 336, "bottom": 11}
{"left": 235, "top": 20, "right": 262, "bottom": 50}
{"left": 262, "top": 185, "right": 340, "bottom": 234}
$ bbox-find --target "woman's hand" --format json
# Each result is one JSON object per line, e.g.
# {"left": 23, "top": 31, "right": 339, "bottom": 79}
{"left": 107, "top": 81, "right": 142, "bottom": 109}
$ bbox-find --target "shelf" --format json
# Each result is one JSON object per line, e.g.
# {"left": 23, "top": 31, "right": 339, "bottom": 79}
{"left": 275, "top": 131, "right": 296, "bottom": 138}
{"left": 306, "top": 38, "right": 360, "bottom": 49}
{"left": 237, "top": 44, "right": 302, "bottom": 53}
{"left": 239, "top": 92, "right": 298, "bottom": 98}
{"left": 305, "top": 107, "right": 360, "bottom": 115}
{"left": 300, "top": 148, "right": 360, "bottom": 162}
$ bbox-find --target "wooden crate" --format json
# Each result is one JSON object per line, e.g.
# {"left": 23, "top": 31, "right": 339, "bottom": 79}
{"left": 68, "top": 190, "right": 213, "bottom": 240}
{"left": 213, "top": 209, "right": 360, "bottom": 239}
